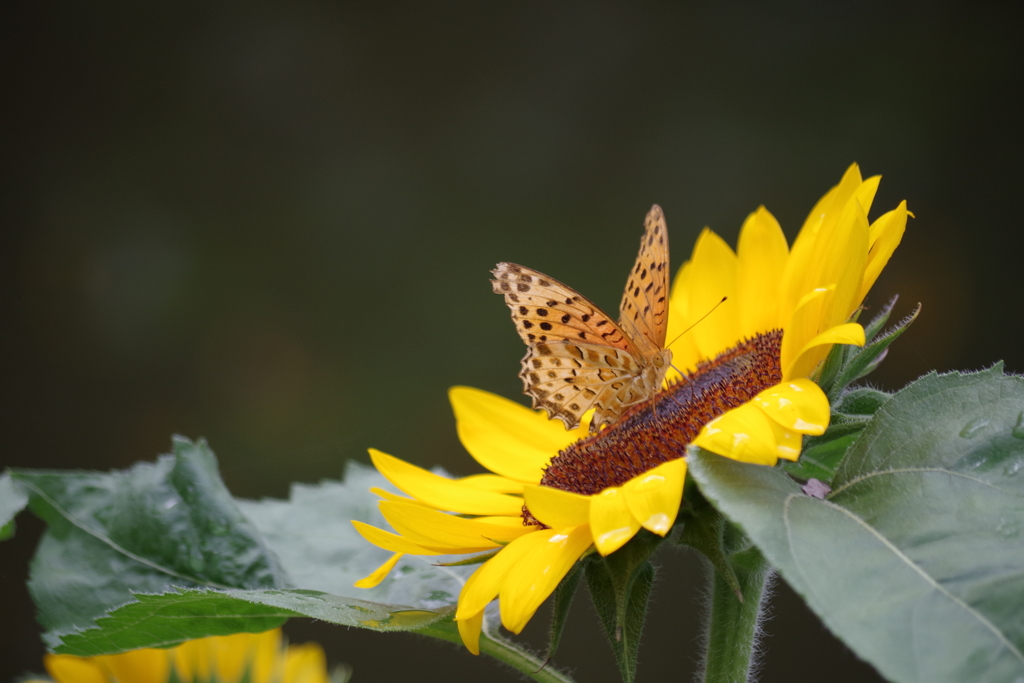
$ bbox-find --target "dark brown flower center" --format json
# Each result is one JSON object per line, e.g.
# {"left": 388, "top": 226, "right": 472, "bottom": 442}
{"left": 522, "top": 329, "right": 783, "bottom": 526}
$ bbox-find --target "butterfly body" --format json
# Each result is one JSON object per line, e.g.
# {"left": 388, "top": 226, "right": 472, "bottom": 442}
{"left": 491, "top": 205, "right": 671, "bottom": 432}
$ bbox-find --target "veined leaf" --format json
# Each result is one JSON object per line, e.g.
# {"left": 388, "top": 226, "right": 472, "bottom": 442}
{"left": 55, "top": 587, "right": 452, "bottom": 657}
{"left": 690, "top": 366, "right": 1024, "bottom": 683}
{"left": 0, "top": 470, "right": 29, "bottom": 540}
{"left": 781, "top": 431, "right": 859, "bottom": 482}
{"left": 15, "top": 437, "right": 474, "bottom": 654}
{"left": 13, "top": 436, "right": 284, "bottom": 647}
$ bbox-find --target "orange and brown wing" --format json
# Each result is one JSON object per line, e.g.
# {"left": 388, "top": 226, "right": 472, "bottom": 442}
{"left": 618, "top": 205, "right": 670, "bottom": 356}
{"left": 492, "top": 262, "right": 648, "bottom": 429}
{"left": 517, "top": 339, "right": 647, "bottom": 430}
{"left": 491, "top": 263, "right": 641, "bottom": 356}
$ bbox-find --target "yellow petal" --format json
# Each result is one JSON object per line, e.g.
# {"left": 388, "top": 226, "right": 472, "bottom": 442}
{"left": 785, "top": 322, "right": 865, "bottom": 380}
{"left": 233, "top": 630, "right": 278, "bottom": 683}
{"left": 450, "top": 386, "right": 584, "bottom": 484}
{"left": 251, "top": 629, "right": 284, "bottom": 683}
{"left": 820, "top": 190, "right": 871, "bottom": 328}
{"left": 456, "top": 532, "right": 548, "bottom": 619}
{"left": 369, "top": 449, "right": 523, "bottom": 516}
{"left": 752, "top": 378, "right": 829, "bottom": 435}
{"left": 666, "top": 260, "right": 705, "bottom": 375}
{"left": 45, "top": 655, "right": 108, "bottom": 683}
{"left": 354, "top": 552, "right": 405, "bottom": 588}
{"left": 175, "top": 635, "right": 260, "bottom": 683}
{"left": 768, "top": 420, "right": 803, "bottom": 462}
{"left": 379, "top": 501, "right": 529, "bottom": 552}
{"left": 283, "top": 643, "right": 329, "bottom": 683}
{"left": 683, "top": 228, "right": 739, "bottom": 359}
{"left": 369, "top": 487, "right": 433, "bottom": 507}
{"left": 621, "top": 458, "right": 687, "bottom": 535}
{"left": 854, "top": 174, "right": 881, "bottom": 218}
{"left": 782, "top": 163, "right": 864, "bottom": 319}
{"left": 780, "top": 285, "right": 835, "bottom": 374}
{"left": 736, "top": 206, "right": 788, "bottom": 337}
{"left": 808, "top": 163, "right": 864, "bottom": 236}
{"left": 172, "top": 639, "right": 210, "bottom": 683}
{"left": 783, "top": 193, "right": 869, "bottom": 372}
{"left": 456, "top": 474, "right": 525, "bottom": 494}
{"left": 590, "top": 487, "right": 642, "bottom": 556}
{"left": 229, "top": 634, "right": 270, "bottom": 683}
{"left": 692, "top": 402, "right": 780, "bottom": 466}
{"left": 782, "top": 162, "right": 864, "bottom": 321}
{"left": 499, "top": 526, "right": 592, "bottom": 634}
{"left": 351, "top": 520, "right": 442, "bottom": 555}
{"left": 522, "top": 485, "right": 591, "bottom": 528}
{"left": 456, "top": 608, "right": 485, "bottom": 655}
{"left": 94, "top": 649, "right": 169, "bottom": 683}
{"left": 857, "top": 201, "right": 908, "bottom": 305}
{"left": 472, "top": 515, "right": 537, "bottom": 529}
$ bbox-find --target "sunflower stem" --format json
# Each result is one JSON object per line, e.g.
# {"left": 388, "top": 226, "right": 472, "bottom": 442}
{"left": 479, "top": 632, "right": 578, "bottom": 683}
{"left": 698, "top": 544, "right": 774, "bottom": 683}
{"left": 415, "top": 619, "right": 577, "bottom": 683}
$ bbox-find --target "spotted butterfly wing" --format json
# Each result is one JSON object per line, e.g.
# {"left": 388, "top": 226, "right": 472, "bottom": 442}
{"left": 491, "top": 205, "right": 673, "bottom": 431}
{"left": 619, "top": 205, "right": 670, "bottom": 353}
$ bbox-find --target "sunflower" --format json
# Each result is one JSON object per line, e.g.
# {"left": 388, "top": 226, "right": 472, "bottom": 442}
{"left": 26, "top": 629, "right": 338, "bottom": 683}
{"left": 352, "top": 163, "right": 908, "bottom": 653}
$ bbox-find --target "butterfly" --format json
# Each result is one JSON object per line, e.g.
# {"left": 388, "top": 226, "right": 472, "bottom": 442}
{"left": 491, "top": 205, "right": 672, "bottom": 432}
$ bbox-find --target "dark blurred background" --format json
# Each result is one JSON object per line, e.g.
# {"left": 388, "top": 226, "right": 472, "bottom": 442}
{"left": 2, "top": 1, "right": 1022, "bottom": 681}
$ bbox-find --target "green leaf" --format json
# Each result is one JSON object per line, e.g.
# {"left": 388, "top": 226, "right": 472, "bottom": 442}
{"left": 584, "top": 532, "right": 661, "bottom": 683}
{"left": 783, "top": 388, "right": 892, "bottom": 482}
{"left": 826, "top": 303, "right": 920, "bottom": 403}
{"left": 833, "top": 386, "right": 891, "bottom": 417}
{"left": 862, "top": 294, "right": 900, "bottom": 342}
{"left": 690, "top": 366, "right": 1024, "bottom": 683}
{"left": 13, "top": 436, "right": 284, "bottom": 647}
{"left": 54, "top": 589, "right": 293, "bottom": 655}
{"left": 545, "top": 561, "right": 583, "bottom": 661}
{"left": 0, "top": 470, "right": 29, "bottom": 540}
{"left": 781, "top": 431, "right": 859, "bottom": 482}
{"left": 55, "top": 587, "right": 453, "bottom": 657}
{"left": 18, "top": 439, "right": 477, "bottom": 654}
{"left": 818, "top": 297, "right": 912, "bottom": 400}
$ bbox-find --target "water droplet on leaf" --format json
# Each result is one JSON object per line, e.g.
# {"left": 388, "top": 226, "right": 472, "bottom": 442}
{"left": 1012, "top": 412, "right": 1024, "bottom": 440}
{"left": 1004, "top": 458, "right": 1024, "bottom": 477}
{"left": 959, "top": 417, "right": 990, "bottom": 439}
{"left": 996, "top": 518, "right": 1020, "bottom": 539}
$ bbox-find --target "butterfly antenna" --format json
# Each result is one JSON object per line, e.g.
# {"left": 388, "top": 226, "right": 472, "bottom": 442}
{"left": 665, "top": 296, "right": 728, "bottom": 349}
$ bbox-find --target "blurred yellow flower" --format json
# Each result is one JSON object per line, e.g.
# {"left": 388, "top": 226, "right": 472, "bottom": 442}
{"left": 26, "top": 629, "right": 342, "bottom": 683}
{"left": 353, "top": 164, "right": 907, "bottom": 653}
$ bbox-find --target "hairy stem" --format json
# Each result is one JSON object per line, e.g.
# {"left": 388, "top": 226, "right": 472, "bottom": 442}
{"left": 417, "top": 619, "right": 577, "bottom": 683}
{"left": 698, "top": 546, "right": 774, "bottom": 683}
